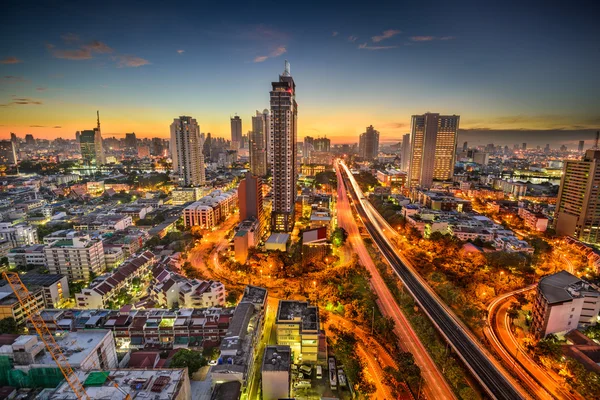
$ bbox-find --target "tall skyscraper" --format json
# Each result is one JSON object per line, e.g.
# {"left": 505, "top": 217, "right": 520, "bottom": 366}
{"left": 125, "top": 133, "right": 138, "bottom": 153}
{"left": 0, "top": 140, "right": 17, "bottom": 166}
{"left": 555, "top": 134, "right": 600, "bottom": 244}
{"left": 238, "top": 172, "right": 265, "bottom": 236}
{"left": 358, "top": 125, "right": 380, "bottom": 160}
{"left": 79, "top": 111, "right": 105, "bottom": 169}
{"left": 462, "top": 141, "right": 468, "bottom": 152}
{"left": 408, "top": 113, "right": 459, "bottom": 188}
{"left": 579, "top": 140, "right": 585, "bottom": 152}
{"left": 303, "top": 136, "right": 314, "bottom": 159}
{"left": 75, "top": 131, "right": 81, "bottom": 143}
{"left": 522, "top": 142, "right": 527, "bottom": 150}
{"left": 25, "top": 134, "right": 35, "bottom": 146}
{"left": 250, "top": 110, "right": 268, "bottom": 176}
{"left": 170, "top": 116, "right": 205, "bottom": 186}
{"left": 270, "top": 60, "right": 298, "bottom": 233}
{"left": 401, "top": 133, "right": 411, "bottom": 172}
{"left": 231, "top": 116, "right": 242, "bottom": 150}
{"left": 10, "top": 133, "right": 19, "bottom": 155}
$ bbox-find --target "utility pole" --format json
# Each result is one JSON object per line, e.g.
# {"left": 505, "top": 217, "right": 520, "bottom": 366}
{"left": 371, "top": 306, "right": 375, "bottom": 335}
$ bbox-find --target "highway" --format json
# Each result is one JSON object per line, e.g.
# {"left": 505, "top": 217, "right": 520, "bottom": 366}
{"left": 337, "top": 159, "right": 528, "bottom": 400}
{"left": 335, "top": 163, "right": 456, "bottom": 399}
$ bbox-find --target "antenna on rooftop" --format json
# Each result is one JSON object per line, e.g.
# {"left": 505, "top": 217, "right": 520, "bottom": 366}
{"left": 97, "top": 110, "right": 100, "bottom": 130}
{"left": 283, "top": 60, "right": 291, "bottom": 77}
{"left": 594, "top": 131, "right": 599, "bottom": 150}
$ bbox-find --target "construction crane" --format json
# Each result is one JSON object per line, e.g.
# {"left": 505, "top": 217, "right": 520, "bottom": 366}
{"left": 3, "top": 272, "right": 90, "bottom": 400}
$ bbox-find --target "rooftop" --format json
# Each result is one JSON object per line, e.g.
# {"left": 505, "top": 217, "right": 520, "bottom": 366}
{"left": 240, "top": 285, "right": 267, "bottom": 308}
{"left": 276, "top": 300, "right": 319, "bottom": 332}
{"left": 266, "top": 233, "right": 289, "bottom": 245}
{"left": 262, "top": 345, "right": 291, "bottom": 372}
{"left": 539, "top": 270, "right": 600, "bottom": 304}
{"left": 35, "top": 330, "right": 111, "bottom": 367}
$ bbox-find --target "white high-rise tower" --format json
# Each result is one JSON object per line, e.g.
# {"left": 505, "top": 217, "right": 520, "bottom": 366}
{"left": 170, "top": 116, "right": 205, "bottom": 186}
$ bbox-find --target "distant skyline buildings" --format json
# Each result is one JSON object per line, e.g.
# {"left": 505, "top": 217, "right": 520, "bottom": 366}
{"left": 170, "top": 116, "right": 205, "bottom": 187}
{"left": 358, "top": 125, "right": 379, "bottom": 161}
{"left": 408, "top": 113, "right": 459, "bottom": 188}
{"left": 250, "top": 110, "right": 269, "bottom": 177}
{"left": 401, "top": 133, "right": 411, "bottom": 172}
{"left": 79, "top": 112, "right": 105, "bottom": 169}
{"left": 230, "top": 116, "right": 242, "bottom": 150}
{"left": 270, "top": 61, "right": 297, "bottom": 233}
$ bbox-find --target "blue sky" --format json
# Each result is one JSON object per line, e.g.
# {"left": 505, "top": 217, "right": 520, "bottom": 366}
{"left": 0, "top": 0, "right": 598, "bottom": 145}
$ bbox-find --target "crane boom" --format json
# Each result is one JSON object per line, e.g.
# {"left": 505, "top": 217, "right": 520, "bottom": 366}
{"left": 3, "top": 272, "right": 89, "bottom": 400}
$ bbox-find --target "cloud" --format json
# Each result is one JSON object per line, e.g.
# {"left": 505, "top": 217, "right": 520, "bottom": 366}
{"left": 0, "top": 56, "right": 22, "bottom": 64}
{"left": 115, "top": 55, "right": 150, "bottom": 67}
{"left": 410, "top": 36, "right": 456, "bottom": 42}
{"left": 348, "top": 35, "right": 358, "bottom": 42}
{"left": 372, "top": 29, "right": 401, "bottom": 43}
{"left": 383, "top": 122, "right": 407, "bottom": 129}
{"left": 53, "top": 126, "right": 62, "bottom": 128}
{"left": 332, "top": 31, "right": 339, "bottom": 37}
{"left": 253, "top": 46, "right": 287, "bottom": 63}
{"left": 358, "top": 43, "right": 397, "bottom": 51}
{"left": 2, "top": 76, "right": 27, "bottom": 83}
{"left": 36, "top": 87, "right": 47, "bottom": 91}
{"left": 177, "top": 49, "right": 185, "bottom": 54}
{"left": 0, "top": 97, "right": 43, "bottom": 107}
{"left": 61, "top": 33, "right": 80, "bottom": 44}
{"left": 29, "top": 125, "right": 46, "bottom": 127}
{"left": 46, "top": 40, "right": 113, "bottom": 60}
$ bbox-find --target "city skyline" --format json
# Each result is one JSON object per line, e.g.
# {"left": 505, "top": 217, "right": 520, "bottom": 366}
{"left": 1, "top": 1, "right": 598, "bottom": 145}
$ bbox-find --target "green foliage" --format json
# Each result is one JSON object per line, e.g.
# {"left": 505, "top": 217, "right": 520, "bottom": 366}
{"left": 225, "top": 288, "right": 242, "bottom": 305}
{"left": 353, "top": 171, "right": 380, "bottom": 192}
{"left": 330, "top": 227, "right": 348, "bottom": 247}
{"left": 36, "top": 222, "right": 74, "bottom": 241}
{"left": 170, "top": 349, "right": 207, "bottom": 377}
{"left": 329, "top": 327, "right": 375, "bottom": 396}
{"left": 314, "top": 170, "right": 337, "bottom": 186}
{"left": 565, "top": 357, "right": 600, "bottom": 398}
{"left": 0, "top": 317, "right": 18, "bottom": 334}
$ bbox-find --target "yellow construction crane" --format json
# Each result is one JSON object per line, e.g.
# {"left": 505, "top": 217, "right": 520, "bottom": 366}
{"left": 3, "top": 272, "right": 90, "bottom": 400}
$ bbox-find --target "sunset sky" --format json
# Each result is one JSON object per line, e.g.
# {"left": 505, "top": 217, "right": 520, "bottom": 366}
{"left": 1, "top": 1, "right": 598, "bottom": 146}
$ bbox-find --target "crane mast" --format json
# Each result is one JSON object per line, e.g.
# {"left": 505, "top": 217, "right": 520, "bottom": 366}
{"left": 3, "top": 272, "right": 90, "bottom": 400}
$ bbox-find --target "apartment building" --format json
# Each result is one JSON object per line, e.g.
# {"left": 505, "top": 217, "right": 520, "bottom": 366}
{"left": 518, "top": 208, "right": 549, "bottom": 232}
{"left": 275, "top": 300, "right": 321, "bottom": 363}
{"left": 0, "top": 285, "right": 44, "bottom": 325}
{"left": 183, "top": 189, "right": 238, "bottom": 229}
{"left": 7, "top": 244, "right": 46, "bottom": 269}
{"left": 531, "top": 271, "right": 600, "bottom": 338}
{"left": 44, "top": 233, "right": 105, "bottom": 280}
{"left": 0, "top": 223, "right": 38, "bottom": 248}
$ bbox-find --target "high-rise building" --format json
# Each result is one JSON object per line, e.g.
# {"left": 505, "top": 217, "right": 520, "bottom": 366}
{"left": 10, "top": 132, "right": 19, "bottom": 154}
{"left": 555, "top": 135, "right": 600, "bottom": 244}
{"left": 79, "top": 111, "right": 105, "bottom": 169}
{"left": 314, "top": 137, "right": 331, "bottom": 152}
{"left": 125, "top": 132, "right": 138, "bottom": 153}
{"left": 250, "top": 111, "right": 268, "bottom": 176}
{"left": 170, "top": 116, "right": 205, "bottom": 187}
{"left": 408, "top": 113, "right": 459, "bottom": 188}
{"left": 239, "top": 172, "right": 265, "bottom": 237}
{"left": 462, "top": 141, "right": 468, "bottom": 152}
{"left": 544, "top": 144, "right": 550, "bottom": 154}
{"left": 270, "top": 60, "right": 298, "bottom": 233}
{"left": 401, "top": 133, "right": 411, "bottom": 172}
{"left": 75, "top": 131, "right": 81, "bottom": 143}
{"left": 231, "top": 116, "right": 242, "bottom": 150}
{"left": 0, "top": 140, "right": 17, "bottom": 166}
{"left": 358, "top": 125, "right": 379, "bottom": 161}
{"left": 25, "top": 134, "right": 35, "bottom": 146}
{"left": 151, "top": 137, "right": 165, "bottom": 156}
{"left": 579, "top": 140, "right": 585, "bottom": 152}
{"left": 522, "top": 142, "right": 527, "bottom": 150}
{"left": 303, "top": 137, "right": 314, "bottom": 160}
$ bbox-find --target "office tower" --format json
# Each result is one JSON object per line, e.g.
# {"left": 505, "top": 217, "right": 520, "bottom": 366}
{"left": 151, "top": 137, "right": 165, "bottom": 156}
{"left": 560, "top": 144, "right": 568, "bottom": 152}
{"left": 238, "top": 172, "right": 265, "bottom": 236}
{"left": 270, "top": 60, "right": 298, "bottom": 233}
{"left": 462, "top": 141, "right": 468, "bottom": 152}
{"left": 303, "top": 137, "right": 314, "bottom": 159}
{"left": 10, "top": 132, "right": 19, "bottom": 154}
{"left": 0, "top": 140, "right": 17, "bottom": 165}
{"left": 75, "top": 131, "right": 81, "bottom": 143}
{"left": 522, "top": 142, "right": 527, "bottom": 150}
{"left": 25, "top": 134, "right": 35, "bottom": 146}
{"left": 579, "top": 140, "right": 585, "bottom": 152}
{"left": 358, "top": 125, "right": 380, "bottom": 161}
{"left": 250, "top": 111, "right": 268, "bottom": 176}
{"left": 125, "top": 133, "right": 138, "bottom": 153}
{"left": 544, "top": 144, "right": 550, "bottom": 154}
{"left": 408, "top": 113, "right": 459, "bottom": 188}
{"left": 170, "top": 116, "right": 205, "bottom": 186}
{"left": 401, "top": 133, "right": 411, "bottom": 172}
{"left": 555, "top": 134, "right": 600, "bottom": 244}
{"left": 79, "top": 111, "right": 105, "bottom": 169}
{"left": 314, "top": 137, "right": 331, "bottom": 152}
{"left": 231, "top": 116, "right": 242, "bottom": 150}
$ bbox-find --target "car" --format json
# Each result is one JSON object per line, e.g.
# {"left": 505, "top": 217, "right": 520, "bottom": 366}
{"left": 294, "top": 380, "right": 311, "bottom": 389}
{"left": 208, "top": 360, "right": 218, "bottom": 366}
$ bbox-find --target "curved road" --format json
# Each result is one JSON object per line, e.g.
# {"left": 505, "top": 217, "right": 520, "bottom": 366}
{"left": 338, "top": 160, "right": 528, "bottom": 400}
{"left": 335, "top": 164, "right": 456, "bottom": 400}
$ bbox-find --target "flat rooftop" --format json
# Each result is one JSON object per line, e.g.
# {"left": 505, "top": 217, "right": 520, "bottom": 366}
{"left": 35, "top": 330, "right": 111, "bottom": 367}
{"left": 49, "top": 369, "right": 188, "bottom": 400}
{"left": 240, "top": 285, "right": 267, "bottom": 307}
{"left": 276, "top": 300, "right": 319, "bottom": 332}
{"left": 266, "top": 233, "right": 289, "bottom": 245}
{"left": 262, "top": 345, "right": 291, "bottom": 372}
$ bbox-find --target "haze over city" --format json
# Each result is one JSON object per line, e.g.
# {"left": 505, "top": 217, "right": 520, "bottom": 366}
{"left": 1, "top": 0, "right": 598, "bottom": 145}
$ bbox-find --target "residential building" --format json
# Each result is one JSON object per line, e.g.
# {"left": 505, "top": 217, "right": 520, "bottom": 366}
{"left": 10, "top": 274, "right": 69, "bottom": 308}
{"left": 231, "top": 116, "right": 243, "bottom": 150}
{"left": 0, "top": 223, "right": 38, "bottom": 248}
{"left": 103, "top": 245, "right": 125, "bottom": 270}
{"left": 262, "top": 345, "right": 291, "bottom": 400}
{"left": 75, "top": 251, "right": 154, "bottom": 308}
{"left": 358, "top": 125, "right": 379, "bottom": 161}
{"left": 376, "top": 169, "right": 407, "bottom": 188}
{"left": 49, "top": 368, "right": 190, "bottom": 400}
{"left": 7, "top": 244, "right": 46, "bottom": 269}
{"left": 275, "top": 300, "right": 321, "bottom": 363}
{"left": 518, "top": 208, "right": 549, "bottom": 232}
{"left": 265, "top": 233, "right": 289, "bottom": 252}
{"left": 183, "top": 189, "right": 238, "bottom": 229}
{"left": 171, "top": 187, "right": 204, "bottom": 205}
{"left": 73, "top": 213, "right": 132, "bottom": 232}
{"left": 531, "top": 271, "right": 600, "bottom": 338}
{"left": 270, "top": 60, "right": 298, "bottom": 233}
{"left": 408, "top": 113, "right": 460, "bottom": 188}
{"left": 125, "top": 132, "right": 138, "bottom": 153}
{"left": 170, "top": 116, "right": 205, "bottom": 186}
{"left": 555, "top": 143, "right": 600, "bottom": 244}
{"left": 238, "top": 172, "right": 265, "bottom": 238}
{"left": 313, "top": 137, "right": 330, "bottom": 153}
{"left": 401, "top": 133, "right": 411, "bottom": 172}
{"left": 0, "top": 140, "right": 17, "bottom": 166}
{"left": 250, "top": 110, "right": 269, "bottom": 176}
{"left": 579, "top": 140, "right": 585, "bottom": 152}
{"left": 44, "top": 233, "right": 105, "bottom": 280}
{"left": 0, "top": 285, "right": 44, "bottom": 325}
{"left": 234, "top": 218, "right": 260, "bottom": 264}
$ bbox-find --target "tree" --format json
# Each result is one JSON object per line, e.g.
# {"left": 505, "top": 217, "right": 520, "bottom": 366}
{"left": 226, "top": 288, "right": 241, "bottom": 305}
{"left": 0, "top": 317, "right": 18, "bottom": 334}
{"left": 170, "top": 349, "right": 207, "bottom": 377}
{"left": 330, "top": 227, "right": 348, "bottom": 247}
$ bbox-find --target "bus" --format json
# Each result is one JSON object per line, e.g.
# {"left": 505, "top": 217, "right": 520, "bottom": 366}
{"left": 337, "top": 368, "right": 347, "bottom": 388}
{"left": 328, "top": 357, "right": 337, "bottom": 390}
